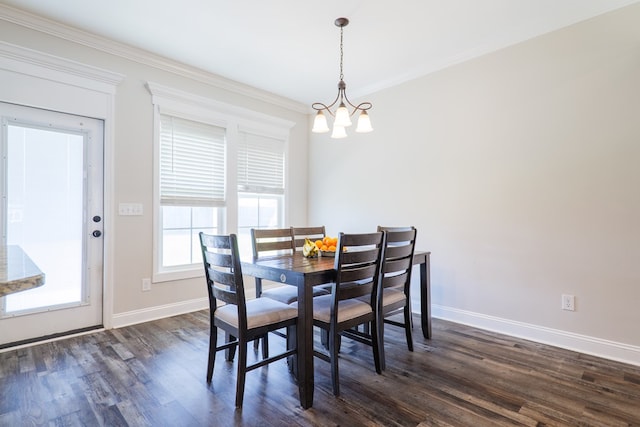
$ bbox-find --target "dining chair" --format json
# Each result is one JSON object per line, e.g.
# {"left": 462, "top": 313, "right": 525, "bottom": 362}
{"left": 251, "top": 228, "right": 330, "bottom": 305}
{"left": 250, "top": 228, "right": 300, "bottom": 304}
{"left": 199, "top": 232, "right": 298, "bottom": 407}
{"left": 298, "top": 231, "right": 384, "bottom": 396}
{"left": 376, "top": 226, "right": 417, "bottom": 370}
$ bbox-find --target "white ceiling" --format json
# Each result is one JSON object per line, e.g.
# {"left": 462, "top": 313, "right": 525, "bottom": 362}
{"left": 2, "top": 0, "right": 639, "bottom": 107}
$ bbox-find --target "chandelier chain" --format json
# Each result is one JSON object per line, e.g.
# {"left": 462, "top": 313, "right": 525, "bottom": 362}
{"left": 339, "top": 25, "right": 344, "bottom": 81}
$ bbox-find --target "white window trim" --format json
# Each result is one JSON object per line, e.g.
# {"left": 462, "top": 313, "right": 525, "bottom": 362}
{"left": 147, "top": 82, "right": 295, "bottom": 283}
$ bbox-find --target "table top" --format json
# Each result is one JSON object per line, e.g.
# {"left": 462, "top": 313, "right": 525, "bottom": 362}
{"left": 0, "top": 245, "right": 46, "bottom": 297}
{"left": 241, "top": 250, "right": 429, "bottom": 287}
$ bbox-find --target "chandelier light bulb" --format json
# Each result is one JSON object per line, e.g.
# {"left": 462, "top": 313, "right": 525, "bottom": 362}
{"left": 331, "top": 124, "right": 347, "bottom": 139}
{"left": 312, "top": 110, "right": 330, "bottom": 133}
{"left": 334, "top": 103, "right": 352, "bottom": 127}
{"left": 355, "top": 110, "right": 373, "bottom": 133}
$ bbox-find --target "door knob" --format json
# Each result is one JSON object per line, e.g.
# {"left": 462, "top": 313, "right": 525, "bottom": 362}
{"left": 92, "top": 230, "right": 102, "bottom": 237}
{"left": 93, "top": 215, "right": 102, "bottom": 223}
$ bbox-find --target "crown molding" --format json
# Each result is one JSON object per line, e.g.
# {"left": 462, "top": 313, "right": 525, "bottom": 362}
{"left": 0, "top": 41, "right": 125, "bottom": 93}
{"left": 0, "top": 4, "right": 308, "bottom": 114}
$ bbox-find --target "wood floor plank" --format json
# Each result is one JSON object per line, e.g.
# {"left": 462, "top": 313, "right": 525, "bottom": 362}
{"left": 1, "top": 313, "right": 639, "bottom": 426}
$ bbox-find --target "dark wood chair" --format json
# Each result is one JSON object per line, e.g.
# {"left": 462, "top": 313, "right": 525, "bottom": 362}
{"left": 376, "top": 226, "right": 418, "bottom": 370}
{"left": 300, "top": 231, "right": 384, "bottom": 396}
{"left": 250, "top": 228, "right": 300, "bottom": 304}
{"left": 251, "top": 227, "right": 330, "bottom": 304}
{"left": 292, "top": 225, "right": 326, "bottom": 252}
{"left": 199, "top": 232, "right": 297, "bottom": 407}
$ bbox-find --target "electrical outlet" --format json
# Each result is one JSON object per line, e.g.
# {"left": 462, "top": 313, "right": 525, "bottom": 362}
{"left": 142, "top": 278, "right": 151, "bottom": 292}
{"left": 561, "top": 294, "right": 575, "bottom": 311}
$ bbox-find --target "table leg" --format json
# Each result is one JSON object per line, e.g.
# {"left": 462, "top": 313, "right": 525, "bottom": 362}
{"left": 297, "top": 281, "right": 314, "bottom": 408}
{"left": 420, "top": 254, "right": 432, "bottom": 339}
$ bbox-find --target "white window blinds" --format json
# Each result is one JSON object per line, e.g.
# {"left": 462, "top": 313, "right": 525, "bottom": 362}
{"left": 237, "top": 131, "right": 285, "bottom": 195}
{"left": 160, "top": 115, "right": 226, "bottom": 206}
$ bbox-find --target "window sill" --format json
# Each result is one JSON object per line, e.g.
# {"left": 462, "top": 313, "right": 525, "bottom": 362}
{"left": 153, "top": 267, "right": 203, "bottom": 284}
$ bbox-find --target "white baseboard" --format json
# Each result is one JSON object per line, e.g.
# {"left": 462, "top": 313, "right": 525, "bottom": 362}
{"left": 111, "top": 300, "right": 640, "bottom": 367}
{"left": 111, "top": 297, "right": 209, "bottom": 329}
{"left": 432, "top": 304, "right": 640, "bottom": 367}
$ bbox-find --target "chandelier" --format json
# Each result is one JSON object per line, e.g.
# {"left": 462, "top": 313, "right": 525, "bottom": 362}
{"left": 311, "top": 17, "right": 373, "bottom": 139}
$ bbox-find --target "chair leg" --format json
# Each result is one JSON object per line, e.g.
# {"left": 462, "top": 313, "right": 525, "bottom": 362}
{"left": 261, "top": 333, "right": 269, "bottom": 359}
{"left": 235, "top": 340, "right": 248, "bottom": 407}
{"left": 379, "top": 317, "right": 387, "bottom": 371}
{"left": 404, "top": 306, "right": 414, "bottom": 352}
{"left": 286, "top": 325, "right": 297, "bottom": 376}
{"left": 253, "top": 278, "right": 264, "bottom": 351}
{"left": 207, "top": 325, "right": 218, "bottom": 383}
{"left": 371, "top": 318, "right": 382, "bottom": 375}
{"left": 320, "top": 329, "right": 328, "bottom": 349}
{"left": 225, "top": 333, "right": 236, "bottom": 361}
{"left": 328, "top": 325, "right": 340, "bottom": 396}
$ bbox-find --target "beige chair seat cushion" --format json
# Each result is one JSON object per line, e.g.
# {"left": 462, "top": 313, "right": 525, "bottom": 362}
{"left": 262, "top": 285, "right": 330, "bottom": 304}
{"left": 382, "top": 289, "right": 406, "bottom": 307}
{"left": 215, "top": 298, "right": 297, "bottom": 330}
{"left": 293, "top": 294, "right": 372, "bottom": 323}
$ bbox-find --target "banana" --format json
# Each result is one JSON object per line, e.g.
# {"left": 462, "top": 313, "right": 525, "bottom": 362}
{"left": 302, "top": 238, "right": 318, "bottom": 258}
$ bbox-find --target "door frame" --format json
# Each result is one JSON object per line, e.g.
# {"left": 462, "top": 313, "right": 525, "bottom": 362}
{"left": 0, "top": 42, "right": 124, "bottom": 331}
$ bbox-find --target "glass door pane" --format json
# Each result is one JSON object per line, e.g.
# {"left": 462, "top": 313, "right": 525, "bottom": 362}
{"left": 5, "top": 125, "right": 84, "bottom": 313}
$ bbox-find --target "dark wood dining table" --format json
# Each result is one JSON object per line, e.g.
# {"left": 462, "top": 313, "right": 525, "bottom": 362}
{"left": 241, "top": 249, "right": 431, "bottom": 409}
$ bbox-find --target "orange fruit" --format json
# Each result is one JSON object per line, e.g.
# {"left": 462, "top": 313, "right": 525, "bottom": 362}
{"left": 321, "top": 244, "right": 328, "bottom": 251}
{"left": 328, "top": 245, "right": 336, "bottom": 252}
{"left": 315, "top": 240, "right": 323, "bottom": 249}
{"left": 323, "top": 237, "right": 331, "bottom": 245}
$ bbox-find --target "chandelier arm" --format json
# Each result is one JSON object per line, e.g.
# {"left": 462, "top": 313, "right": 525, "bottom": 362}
{"left": 342, "top": 91, "right": 373, "bottom": 114}
{"left": 312, "top": 90, "right": 342, "bottom": 115}
{"left": 352, "top": 101, "right": 373, "bottom": 112}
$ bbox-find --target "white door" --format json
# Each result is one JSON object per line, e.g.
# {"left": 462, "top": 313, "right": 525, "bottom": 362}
{"left": 0, "top": 102, "right": 103, "bottom": 346}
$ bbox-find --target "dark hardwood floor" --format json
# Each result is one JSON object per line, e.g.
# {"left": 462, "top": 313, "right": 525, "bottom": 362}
{"left": 1, "top": 311, "right": 639, "bottom": 426}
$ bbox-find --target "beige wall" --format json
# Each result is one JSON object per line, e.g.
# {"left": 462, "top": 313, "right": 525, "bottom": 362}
{"left": 0, "top": 12, "right": 310, "bottom": 320}
{"left": 310, "top": 4, "right": 640, "bottom": 362}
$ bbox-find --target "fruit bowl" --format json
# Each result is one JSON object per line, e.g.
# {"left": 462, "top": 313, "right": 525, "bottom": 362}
{"left": 319, "top": 249, "right": 336, "bottom": 257}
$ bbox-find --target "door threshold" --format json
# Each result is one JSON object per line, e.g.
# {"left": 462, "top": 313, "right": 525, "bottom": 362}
{"left": 0, "top": 325, "right": 105, "bottom": 352}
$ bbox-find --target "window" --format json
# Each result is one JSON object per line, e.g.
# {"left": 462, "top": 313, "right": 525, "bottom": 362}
{"left": 236, "top": 131, "right": 286, "bottom": 257}
{"left": 149, "top": 82, "right": 294, "bottom": 282}
{"left": 159, "top": 115, "right": 225, "bottom": 269}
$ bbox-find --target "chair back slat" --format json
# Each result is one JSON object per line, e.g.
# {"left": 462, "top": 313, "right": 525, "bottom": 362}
{"left": 339, "top": 264, "right": 379, "bottom": 285}
{"left": 340, "top": 281, "right": 374, "bottom": 300}
{"left": 383, "top": 228, "right": 416, "bottom": 243}
{"left": 204, "top": 251, "right": 233, "bottom": 269}
{"left": 251, "top": 228, "right": 295, "bottom": 258}
{"left": 382, "top": 271, "right": 408, "bottom": 289}
{"left": 382, "top": 257, "right": 412, "bottom": 275}
{"left": 292, "top": 226, "right": 326, "bottom": 250}
{"left": 383, "top": 244, "right": 413, "bottom": 260}
{"left": 340, "top": 247, "right": 380, "bottom": 265}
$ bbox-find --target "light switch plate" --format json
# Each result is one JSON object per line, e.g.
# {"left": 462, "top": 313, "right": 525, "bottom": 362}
{"left": 119, "top": 203, "right": 143, "bottom": 216}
